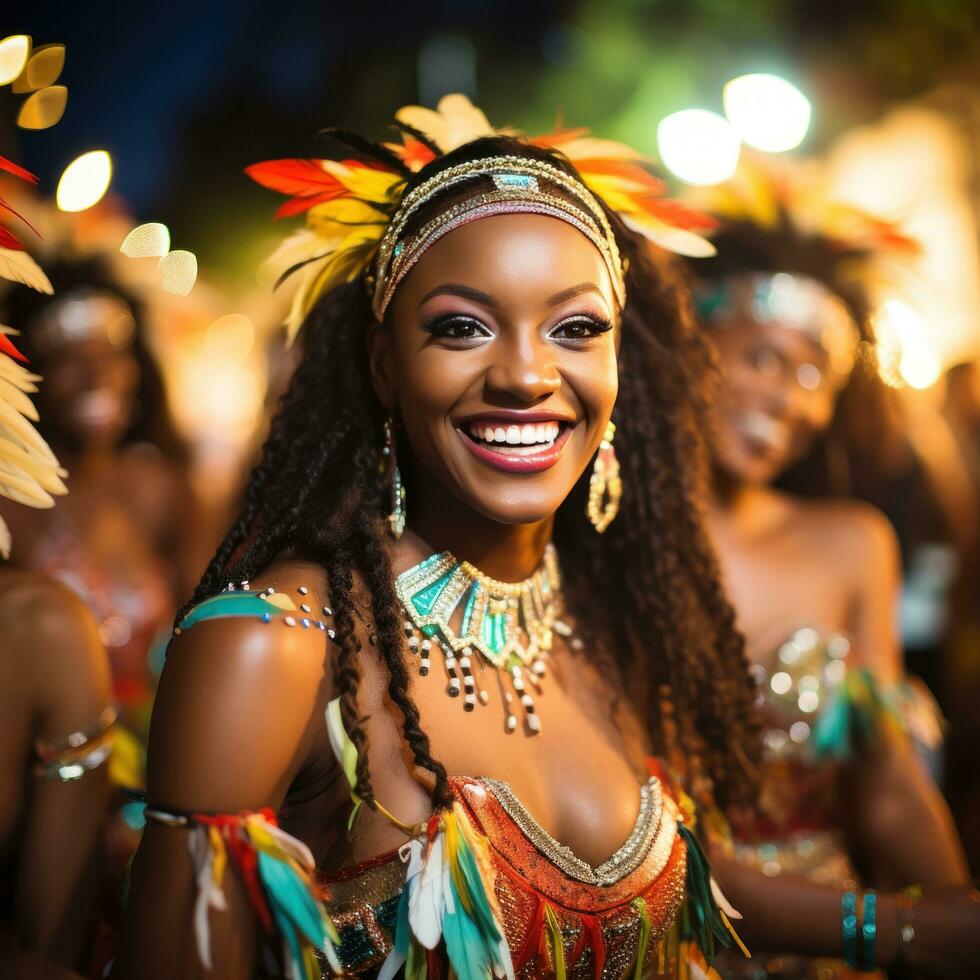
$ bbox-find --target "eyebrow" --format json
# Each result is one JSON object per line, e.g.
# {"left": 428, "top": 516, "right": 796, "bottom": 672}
{"left": 418, "top": 281, "right": 604, "bottom": 309}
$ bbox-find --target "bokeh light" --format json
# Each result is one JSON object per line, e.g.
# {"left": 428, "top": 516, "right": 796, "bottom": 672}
{"left": 56, "top": 150, "right": 113, "bottom": 212}
{"left": 203, "top": 314, "right": 255, "bottom": 362}
{"left": 0, "top": 35, "right": 30, "bottom": 86}
{"left": 723, "top": 73, "right": 811, "bottom": 152}
{"left": 17, "top": 84, "right": 68, "bottom": 129}
{"left": 12, "top": 42, "right": 65, "bottom": 92}
{"left": 120, "top": 222, "right": 171, "bottom": 258}
{"left": 159, "top": 249, "right": 198, "bottom": 295}
{"left": 875, "top": 299, "right": 943, "bottom": 390}
{"left": 657, "top": 109, "right": 740, "bottom": 185}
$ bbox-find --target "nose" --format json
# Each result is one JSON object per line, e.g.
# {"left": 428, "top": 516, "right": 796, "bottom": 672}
{"left": 483, "top": 331, "right": 561, "bottom": 403}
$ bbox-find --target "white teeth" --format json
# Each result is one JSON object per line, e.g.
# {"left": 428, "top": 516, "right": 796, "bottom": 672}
{"left": 468, "top": 421, "right": 563, "bottom": 447}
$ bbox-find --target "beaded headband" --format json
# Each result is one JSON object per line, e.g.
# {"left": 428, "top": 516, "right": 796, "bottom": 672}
{"left": 371, "top": 157, "right": 626, "bottom": 318}
{"left": 247, "top": 94, "right": 717, "bottom": 342}
{"left": 696, "top": 272, "right": 860, "bottom": 376}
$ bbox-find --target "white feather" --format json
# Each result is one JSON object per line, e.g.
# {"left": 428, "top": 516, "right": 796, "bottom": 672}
{"left": 710, "top": 874, "right": 742, "bottom": 920}
{"left": 188, "top": 827, "right": 228, "bottom": 971}
{"left": 409, "top": 832, "right": 447, "bottom": 949}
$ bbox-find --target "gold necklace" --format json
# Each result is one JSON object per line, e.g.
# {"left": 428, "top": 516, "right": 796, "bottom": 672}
{"left": 396, "top": 543, "right": 572, "bottom": 734}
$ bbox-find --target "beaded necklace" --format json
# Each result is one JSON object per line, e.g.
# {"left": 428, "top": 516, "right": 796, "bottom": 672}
{"left": 395, "top": 543, "right": 572, "bottom": 734}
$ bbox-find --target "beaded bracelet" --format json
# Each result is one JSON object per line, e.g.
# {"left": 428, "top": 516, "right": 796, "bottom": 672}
{"left": 860, "top": 890, "right": 878, "bottom": 971}
{"left": 841, "top": 891, "right": 859, "bottom": 968}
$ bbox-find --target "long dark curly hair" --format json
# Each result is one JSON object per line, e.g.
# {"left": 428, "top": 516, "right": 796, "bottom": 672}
{"left": 182, "top": 136, "right": 760, "bottom": 815}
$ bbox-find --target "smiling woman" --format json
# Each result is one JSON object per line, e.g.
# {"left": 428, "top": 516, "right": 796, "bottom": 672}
{"left": 118, "top": 101, "right": 761, "bottom": 979}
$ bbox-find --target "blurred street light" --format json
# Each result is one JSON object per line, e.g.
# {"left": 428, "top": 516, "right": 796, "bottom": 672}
{"left": 723, "top": 73, "right": 811, "bottom": 152}
{"left": 56, "top": 150, "right": 112, "bottom": 212}
{"left": 657, "top": 109, "right": 740, "bottom": 185}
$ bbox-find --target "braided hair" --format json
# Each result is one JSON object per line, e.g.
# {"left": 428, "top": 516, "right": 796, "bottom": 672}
{"left": 182, "top": 136, "right": 760, "bottom": 814}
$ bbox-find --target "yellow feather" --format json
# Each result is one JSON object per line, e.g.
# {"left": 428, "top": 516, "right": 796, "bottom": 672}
{"left": 550, "top": 136, "right": 647, "bottom": 162}
{"left": 0, "top": 461, "right": 55, "bottom": 508}
{"left": 0, "top": 513, "right": 10, "bottom": 560}
{"left": 395, "top": 93, "right": 496, "bottom": 153}
{"left": 0, "top": 247, "right": 53, "bottom": 294}
{"left": 319, "top": 161, "right": 404, "bottom": 203}
{"left": 620, "top": 214, "right": 716, "bottom": 257}
{"left": 0, "top": 437, "right": 67, "bottom": 494}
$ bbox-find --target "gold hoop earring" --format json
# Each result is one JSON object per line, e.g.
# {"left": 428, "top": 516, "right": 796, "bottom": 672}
{"left": 382, "top": 417, "right": 406, "bottom": 539}
{"left": 587, "top": 421, "right": 621, "bottom": 533}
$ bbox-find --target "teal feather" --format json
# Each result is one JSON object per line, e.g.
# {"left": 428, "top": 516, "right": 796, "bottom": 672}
{"left": 267, "top": 893, "right": 304, "bottom": 977}
{"left": 257, "top": 850, "right": 328, "bottom": 947}
{"left": 813, "top": 669, "right": 893, "bottom": 761}
{"left": 455, "top": 833, "right": 503, "bottom": 946}
{"left": 394, "top": 876, "right": 412, "bottom": 956}
{"left": 443, "top": 899, "right": 492, "bottom": 980}
{"left": 121, "top": 799, "right": 147, "bottom": 830}
{"left": 678, "top": 824, "right": 732, "bottom": 964}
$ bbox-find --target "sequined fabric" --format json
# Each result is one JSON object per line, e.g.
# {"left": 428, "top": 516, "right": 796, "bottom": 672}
{"left": 724, "top": 628, "right": 881, "bottom": 980}
{"left": 319, "top": 774, "right": 689, "bottom": 978}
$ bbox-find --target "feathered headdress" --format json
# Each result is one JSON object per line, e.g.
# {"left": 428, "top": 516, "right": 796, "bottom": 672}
{"left": 0, "top": 324, "right": 68, "bottom": 558}
{"left": 0, "top": 155, "right": 65, "bottom": 558}
{"left": 686, "top": 150, "right": 918, "bottom": 279}
{"left": 247, "top": 94, "right": 717, "bottom": 342}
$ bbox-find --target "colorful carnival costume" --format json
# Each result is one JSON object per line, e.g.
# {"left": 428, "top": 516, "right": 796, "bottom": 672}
{"left": 142, "top": 584, "right": 747, "bottom": 980}
{"left": 718, "top": 626, "right": 941, "bottom": 980}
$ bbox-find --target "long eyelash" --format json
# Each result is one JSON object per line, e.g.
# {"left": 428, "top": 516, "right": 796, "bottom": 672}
{"left": 421, "top": 313, "right": 487, "bottom": 336}
{"left": 552, "top": 314, "right": 613, "bottom": 336}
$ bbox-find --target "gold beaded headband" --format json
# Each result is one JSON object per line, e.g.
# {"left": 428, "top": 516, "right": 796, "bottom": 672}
{"left": 371, "top": 157, "right": 626, "bottom": 318}
{"left": 247, "top": 94, "right": 717, "bottom": 343}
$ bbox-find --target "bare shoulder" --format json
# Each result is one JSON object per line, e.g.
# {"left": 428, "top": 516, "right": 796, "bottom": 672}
{"left": 0, "top": 570, "right": 110, "bottom": 737}
{"left": 150, "top": 559, "right": 338, "bottom": 811}
{"left": 786, "top": 496, "right": 899, "bottom": 575}
{"left": 0, "top": 570, "right": 105, "bottom": 674}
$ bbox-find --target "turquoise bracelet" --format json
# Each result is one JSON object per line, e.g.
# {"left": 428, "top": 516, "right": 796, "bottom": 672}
{"left": 841, "top": 891, "right": 859, "bottom": 967}
{"left": 861, "top": 890, "right": 878, "bottom": 970}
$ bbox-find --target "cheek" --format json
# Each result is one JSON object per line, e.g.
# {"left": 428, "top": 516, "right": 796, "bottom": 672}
{"left": 565, "top": 343, "right": 619, "bottom": 418}
{"left": 801, "top": 392, "right": 837, "bottom": 431}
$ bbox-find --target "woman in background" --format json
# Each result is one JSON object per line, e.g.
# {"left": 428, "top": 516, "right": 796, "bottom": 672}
{"left": 1, "top": 254, "right": 198, "bottom": 743}
{"left": 691, "top": 185, "right": 974, "bottom": 977}
{"left": 0, "top": 308, "right": 115, "bottom": 978}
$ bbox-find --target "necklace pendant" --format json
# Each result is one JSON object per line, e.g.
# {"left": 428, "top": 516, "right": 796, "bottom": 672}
{"left": 397, "top": 544, "right": 565, "bottom": 735}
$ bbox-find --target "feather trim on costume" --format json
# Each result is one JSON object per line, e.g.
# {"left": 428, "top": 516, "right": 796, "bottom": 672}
{"left": 325, "top": 696, "right": 513, "bottom": 980}
{"left": 144, "top": 804, "right": 342, "bottom": 978}
{"left": 812, "top": 666, "right": 944, "bottom": 760}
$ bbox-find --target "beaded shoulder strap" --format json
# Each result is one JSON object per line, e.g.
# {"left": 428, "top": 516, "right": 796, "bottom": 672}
{"left": 175, "top": 585, "right": 334, "bottom": 636}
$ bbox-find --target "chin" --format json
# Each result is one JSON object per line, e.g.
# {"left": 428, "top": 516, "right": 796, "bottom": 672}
{"left": 462, "top": 483, "right": 571, "bottom": 527}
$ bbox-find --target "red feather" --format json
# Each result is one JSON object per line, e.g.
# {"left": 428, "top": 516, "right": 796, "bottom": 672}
{"left": 0, "top": 333, "right": 29, "bottom": 363}
{"left": 529, "top": 128, "right": 591, "bottom": 148}
{"left": 0, "top": 195, "right": 40, "bottom": 238}
{"left": 636, "top": 196, "right": 718, "bottom": 232}
{"left": 0, "top": 156, "right": 39, "bottom": 185}
{"left": 574, "top": 158, "right": 666, "bottom": 194}
{"left": 388, "top": 137, "right": 437, "bottom": 171}
{"left": 273, "top": 195, "right": 333, "bottom": 219}
{"left": 247, "top": 157, "right": 395, "bottom": 219}
{"left": 245, "top": 158, "right": 345, "bottom": 199}
{"left": 0, "top": 225, "right": 25, "bottom": 250}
